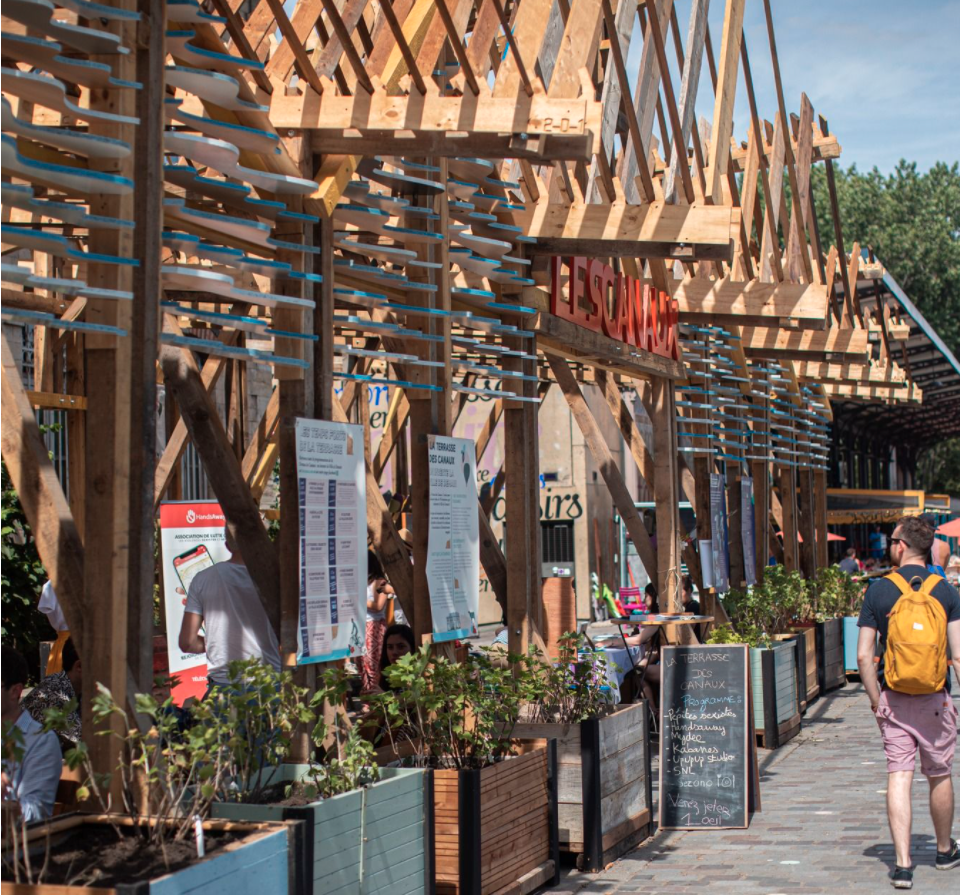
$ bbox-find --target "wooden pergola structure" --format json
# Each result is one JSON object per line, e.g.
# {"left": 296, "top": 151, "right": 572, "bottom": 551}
{"left": 0, "top": 0, "right": 929, "bottom": 778}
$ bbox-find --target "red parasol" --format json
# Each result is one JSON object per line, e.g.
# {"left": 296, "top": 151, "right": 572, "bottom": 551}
{"left": 936, "top": 518, "right": 960, "bottom": 538}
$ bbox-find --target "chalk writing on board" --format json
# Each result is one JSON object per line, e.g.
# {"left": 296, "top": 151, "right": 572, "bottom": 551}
{"left": 660, "top": 644, "right": 750, "bottom": 829}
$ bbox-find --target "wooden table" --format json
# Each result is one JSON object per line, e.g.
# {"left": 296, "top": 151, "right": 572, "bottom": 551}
{"left": 610, "top": 615, "right": 716, "bottom": 682}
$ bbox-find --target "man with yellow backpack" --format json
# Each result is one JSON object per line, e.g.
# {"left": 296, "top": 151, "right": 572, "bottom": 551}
{"left": 858, "top": 515, "right": 960, "bottom": 890}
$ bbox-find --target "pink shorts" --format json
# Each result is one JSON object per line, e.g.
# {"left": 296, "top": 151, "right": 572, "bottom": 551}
{"left": 876, "top": 689, "right": 958, "bottom": 777}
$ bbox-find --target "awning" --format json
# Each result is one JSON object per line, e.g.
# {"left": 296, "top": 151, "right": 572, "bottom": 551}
{"left": 826, "top": 488, "right": 925, "bottom": 524}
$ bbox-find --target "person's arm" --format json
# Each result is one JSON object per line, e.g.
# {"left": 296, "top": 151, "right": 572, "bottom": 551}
{"left": 16, "top": 731, "right": 62, "bottom": 823}
{"left": 367, "top": 581, "right": 389, "bottom": 614}
{"left": 178, "top": 611, "right": 205, "bottom": 655}
{"left": 947, "top": 618, "right": 960, "bottom": 689}
{"left": 857, "top": 624, "right": 881, "bottom": 711}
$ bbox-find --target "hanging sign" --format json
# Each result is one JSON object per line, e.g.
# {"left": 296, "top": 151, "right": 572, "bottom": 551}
{"left": 426, "top": 435, "right": 480, "bottom": 642}
{"left": 741, "top": 477, "right": 757, "bottom": 586}
{"left": 295, "top": 418, "right": 367, "bottom": 664}
{"left": 159, "top": 501, "right": 230, "bottom": 705}
{"left": 659, "top": 644, "right": 758, "bottom": 830}
{"left": 710, "top": 473, "right": 730, "bottom": 593}
{"left": 549, "top": 256, "right": 681, "bottom": 360}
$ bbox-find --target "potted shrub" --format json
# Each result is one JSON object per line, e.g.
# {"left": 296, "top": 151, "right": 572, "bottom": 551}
{"left": 804, "top": 565, "right": 862, "bottom": 690}
{"left": 511, "top": 634, "right": 651, "bottom": 870}
{"left": 715, "top": 566, "right": 803, "bottom": 749}
{"left": 1, "top": 679, "right": 300, "bottom": 893}
{"left": 373, "top": 646, "right": 559, "bottom": 895}
{"left": 209, "top": 662, "right": 433, "bottom": 895}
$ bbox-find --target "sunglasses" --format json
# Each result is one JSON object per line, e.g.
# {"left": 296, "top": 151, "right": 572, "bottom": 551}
{"left": 890, "top": 537, "right": 907, "bottom": 546}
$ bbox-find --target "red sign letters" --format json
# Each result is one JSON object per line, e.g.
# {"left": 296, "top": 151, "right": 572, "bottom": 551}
{"left": 549, "top": 256, "right": 680, "bottom": 361}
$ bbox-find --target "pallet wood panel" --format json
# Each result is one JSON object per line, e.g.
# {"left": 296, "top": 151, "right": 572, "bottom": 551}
{"left": 513, "top": 702, "right": 650, "bottom": 870}
{"left": 433, "top": 747, "right": 553, "bottom": 895}
{"left": 212, "top": 766, "right": 430, "bottom": 895}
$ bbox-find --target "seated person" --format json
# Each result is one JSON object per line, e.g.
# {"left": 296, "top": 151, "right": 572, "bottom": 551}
{"left": 622, "top": 586, "right": 663, "bottom": 708}
{"left": 1, "top": 648, "right": 62, "bottom": 822}
{"left": 681, "top": 576, "right": 700, "bottom": 614}
{"left": 21, "top": 637, "right": 82, "bottom": 750}
{"left": 375, "top": 624, "right": 416, "bottom": 692}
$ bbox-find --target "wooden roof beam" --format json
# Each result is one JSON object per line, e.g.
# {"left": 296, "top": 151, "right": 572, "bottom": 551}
{"left": 740, "top": 324, "right": 871, "bottom": 361}
{"left": 512, "top": 200, "right": 738, "bottom": 259}
{"left": 668, "top": 276, "right": 829, "bottom": 328}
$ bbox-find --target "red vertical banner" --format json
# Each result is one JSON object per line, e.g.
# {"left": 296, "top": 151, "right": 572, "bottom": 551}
{"left": 159, "top": 502, "right": 229, "bottom": 704}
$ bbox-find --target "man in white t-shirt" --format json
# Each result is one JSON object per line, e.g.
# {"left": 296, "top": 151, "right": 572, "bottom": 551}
{"left": 178, "top": 527, "right": 281, "bottom": 690}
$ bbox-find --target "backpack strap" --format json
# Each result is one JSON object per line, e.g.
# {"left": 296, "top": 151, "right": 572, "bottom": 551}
{"left": 884, "top": 572, "right": 913, "bottom": 597}
{"left": 884, "top": 571, "right": 943, "bottom": 597}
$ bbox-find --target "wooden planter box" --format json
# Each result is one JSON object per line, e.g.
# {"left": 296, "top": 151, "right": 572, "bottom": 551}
{"left": 750, "top": 643, "right": 801, "bottom": 749}
{"left": 513, "top": 702, "right": 651, "bottom": 871}
{"left": 433, "top": 744, "right": 559, "bottom": 895}
{"left": 0, "top": 814, "right": 297, "bottom": 895}
{"left": 212, "top": 766, "right": 431, "bottom": 895}
{"left": 775, "top": 630, "right": 815, "bottom": 713}
{"left": 842, "top": 616, "right": 860, "bottom": 675}
{"left": 816, "top": 617, "right": 847, "bottom": 692}
{"left": 792, "top": 627, "right": 820, "bottom": 705}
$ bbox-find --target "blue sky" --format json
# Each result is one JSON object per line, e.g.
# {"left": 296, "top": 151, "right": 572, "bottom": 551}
{"left": 625, "top": 0, "right": 960, "bottom": 173}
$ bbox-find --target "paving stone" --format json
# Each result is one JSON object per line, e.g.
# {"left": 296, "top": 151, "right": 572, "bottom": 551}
{"left": 557, "top": 683, "right": 960, "bottom": 893}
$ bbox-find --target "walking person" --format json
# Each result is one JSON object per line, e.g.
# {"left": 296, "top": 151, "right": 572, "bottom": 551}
{"left": 178, "top": 527, "right": 281, "bottom": 695}
{"left": 857, "top": 516, "right": 960, "bottom": 889}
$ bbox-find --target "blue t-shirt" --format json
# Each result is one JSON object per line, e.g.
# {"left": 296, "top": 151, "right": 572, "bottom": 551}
{"left": 857, "top": 565, "right": 960, "bottom": 692}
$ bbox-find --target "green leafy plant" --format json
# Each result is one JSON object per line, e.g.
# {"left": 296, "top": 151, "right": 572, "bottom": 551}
{"left": 35, "top": 661, "right": 316, "bottom": 874}
{"left": 1, "top": 462, "right": 54, "bottom": 672}
{"left": 521, "top": 633, "right": 611, "bottom": 725}
{"left": 704, "top": 623, "right": 763, "bottom": 647}
{"left": 809, "top": 565, "right": 865, "bottom": 619}
{"left": 372, "top": 644, "right": 539, "bottom": 770}
{"left": 722, "top": 565, "right": 810, "bottom": 646}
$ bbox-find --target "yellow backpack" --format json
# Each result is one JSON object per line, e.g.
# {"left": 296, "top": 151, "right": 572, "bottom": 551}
{"left": 883, "top": 572, "right": 948, "bottom": 695}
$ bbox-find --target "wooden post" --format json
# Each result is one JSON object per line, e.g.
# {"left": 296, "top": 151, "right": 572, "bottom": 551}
{"left": 814, "top": 469, "right": 829, "bottom": 569}
{"left": 778, "top": 467, "right": 800, "bottom": 572}
{"left": 652, "top": 378, "right": 684, "bottom": 641}
{"left": 505, "top": 367, "right": 542, "bottom": 654}
{"left": 726, "top": 468, "right": 745, "bottom": 589}
{"left": 798, "top": 466, "right": 817, "bottom": 579}
{"left": 82, "top": 5, "right": 139, "bottom": 784}
{"left": 278, "top": 380, "right": 306, "bottom": 665}
{"left": 409, "top": 399, "right": 432, "bottom": 645}
{"left": 65, "top": 334, "right": 86, "bottom": 537}
{"left": 127, "top": 0, "right": 165, "bottom": 694}
{"left": 752, "top": 460, "right": 770, "bottom": 581}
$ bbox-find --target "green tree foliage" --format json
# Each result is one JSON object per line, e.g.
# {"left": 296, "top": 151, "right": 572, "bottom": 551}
{"left": 810, "top": 160, "right": 960, "bottom": 490}
{"left": 1, "top": 462, "right": 54, "bottom": 672}
{"left": 810, "top": 160, "right": 960, "bottom": 358}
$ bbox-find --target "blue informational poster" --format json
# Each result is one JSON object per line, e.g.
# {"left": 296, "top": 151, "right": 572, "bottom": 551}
{"left": 741, "top": 477, "right": 757, "bottom": 586}
{"left": 710, "top": 473, "right": 730, "bottom": 593}
{"left": 295, "top": 418, "right": 367, "bottom": 665}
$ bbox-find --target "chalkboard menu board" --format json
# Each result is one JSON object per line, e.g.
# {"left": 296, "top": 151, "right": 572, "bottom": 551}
{"left": 659, "top": 644, "right": 754, "bottom": 830}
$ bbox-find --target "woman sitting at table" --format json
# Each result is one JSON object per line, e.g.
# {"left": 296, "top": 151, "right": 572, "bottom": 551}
{"left": 621, "top": 585, "right": 661, "bottom": 707}
{"left": 376, "top": 624, "right": 416, "bottom": 691}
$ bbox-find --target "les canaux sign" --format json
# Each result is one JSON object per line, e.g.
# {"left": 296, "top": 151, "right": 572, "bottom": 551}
{"left": 550, "top": 256, "right": 681, "bottom": 361}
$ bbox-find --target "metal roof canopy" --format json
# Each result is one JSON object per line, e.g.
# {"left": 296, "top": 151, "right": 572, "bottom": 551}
{"left": 834, "top": 261, "right": 960, "bottom": 447}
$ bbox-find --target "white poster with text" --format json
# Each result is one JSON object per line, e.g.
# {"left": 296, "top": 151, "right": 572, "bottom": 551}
{"left": 295, "top": 418, "right": 367, "bottom": 664}
{"left": 426, "top": 435, "right": 480, "bottom": 642}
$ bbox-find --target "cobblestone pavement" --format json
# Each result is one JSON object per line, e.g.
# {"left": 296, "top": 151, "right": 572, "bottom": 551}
{"left": 555, "top": 682, "right": 960, "bottom": 894}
